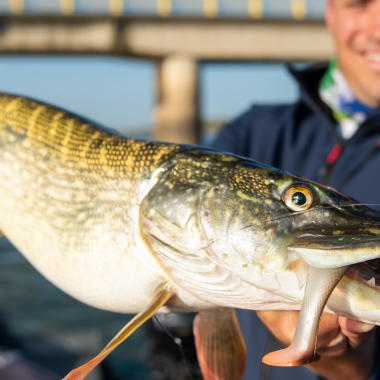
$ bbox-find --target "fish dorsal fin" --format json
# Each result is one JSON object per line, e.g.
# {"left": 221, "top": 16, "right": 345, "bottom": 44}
{"left": 63, "top": 282, "right": 173, "bottom": 380}
{"left": 193, "top": 308, "right": 247, "bottom": 380}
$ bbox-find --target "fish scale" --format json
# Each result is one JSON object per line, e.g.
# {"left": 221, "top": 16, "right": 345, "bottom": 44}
{"left": 2, "top": 93, "right": 380, "bottom": 380}
{"left": 0, "top": 94, "right": 182, "bottom": 313}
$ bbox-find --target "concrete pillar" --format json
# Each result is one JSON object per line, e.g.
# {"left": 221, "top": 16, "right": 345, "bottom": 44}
{"left": 155, "top": 54, "right": 200, "bottom": 144}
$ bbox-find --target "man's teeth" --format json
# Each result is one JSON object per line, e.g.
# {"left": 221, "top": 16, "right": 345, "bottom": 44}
{"left": 366, "top": 53, "right": 380, "bottom": 63}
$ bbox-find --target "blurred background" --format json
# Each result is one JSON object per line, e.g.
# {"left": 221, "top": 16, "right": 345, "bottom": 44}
{"left": 0, "top": 1, "right": 330, "bottom": 379}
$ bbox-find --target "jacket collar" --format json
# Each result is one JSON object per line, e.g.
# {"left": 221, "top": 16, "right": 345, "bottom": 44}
{"left": 288, "top": 63, "right": 380, "bottom": 134}
{"left": 287, "top": 63, "right": 335, "bottom": 125}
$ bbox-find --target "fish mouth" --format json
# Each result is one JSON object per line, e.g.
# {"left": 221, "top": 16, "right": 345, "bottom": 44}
{"left": 291, "top": 232, "right": 380, "bottom": 250}
{"left": 289, "top": 231, "right": 380, "bottom": 293}
{"left": 287, "top": 227, "right": 380, "bottom": 269}
{"left": 347, "top": 259, "right": 380, "bottom": 291}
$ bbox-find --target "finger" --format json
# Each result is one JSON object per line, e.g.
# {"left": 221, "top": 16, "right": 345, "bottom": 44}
{"left": 315, "top": 313, "right": 346, "bottom": 357}
{"left": 256, "top": 310, "right": 299, "bottom": 346}
{"left": 338, "top": 316, "right": 375, "bottom": 349}
{"left": 317, "top": 332, "right": 347, "bottom": 357}
{"left": 257, "top": 311, "right": 340, "bottom": 349}
{"left": 339, "top": 316, "right": 374, "bottom": 334}
{"left": 314, "top": 312, "right": 340, "bottom": 347}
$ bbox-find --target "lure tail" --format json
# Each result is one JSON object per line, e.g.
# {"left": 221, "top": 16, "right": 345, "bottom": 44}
{"left": 262, "top": 265, "right": 347, "bottom": 366}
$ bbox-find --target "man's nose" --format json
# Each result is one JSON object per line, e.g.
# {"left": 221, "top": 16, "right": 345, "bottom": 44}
{"left": 361, "top": 2, "right": 380, "bottom": 41}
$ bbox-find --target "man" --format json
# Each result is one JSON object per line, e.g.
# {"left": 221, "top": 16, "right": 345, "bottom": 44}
{"left": 212, "top": 0, "right": 380, "bottom": 379}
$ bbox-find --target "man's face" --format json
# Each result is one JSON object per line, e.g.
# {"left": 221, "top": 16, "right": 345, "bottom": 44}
{"left": 326, "top": 0, "right": 380, "bottom": 107}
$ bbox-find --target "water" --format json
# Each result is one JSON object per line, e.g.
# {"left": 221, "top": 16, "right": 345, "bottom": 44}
{"left": 0, "top": 237, "right": 154, "bottom": 379}
{"left": 0, "top": 57, "right": 299, "bottom": 135}
{"left": 0, "top": 236, "right": 203, "bottom": 379}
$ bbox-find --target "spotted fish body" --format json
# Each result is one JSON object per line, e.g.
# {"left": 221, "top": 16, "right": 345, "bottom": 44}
{"left": 0, "top": 94, "right": 313, "bottom": 314}
{"left": 2, "top": 93, "right": 380, "bottom": 379}
{"left": 0, "top": 94, "right": 182, "bottom": 313}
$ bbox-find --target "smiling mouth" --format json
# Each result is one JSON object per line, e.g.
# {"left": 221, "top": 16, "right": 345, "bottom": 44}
{"left": 362, "top": 51, "right": 380, "bottom": 68}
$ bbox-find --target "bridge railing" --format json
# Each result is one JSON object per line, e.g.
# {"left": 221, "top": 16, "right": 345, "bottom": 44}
{"left": 0, "top": 0, "right": 330, "bottom": 144}
{"left": 0, "top": 0, "right": 325, "bottom": 19}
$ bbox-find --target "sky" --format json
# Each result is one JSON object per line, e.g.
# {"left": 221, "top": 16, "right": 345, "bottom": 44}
{"left": 0, "top": 55, "right": 299, "bottom": 133}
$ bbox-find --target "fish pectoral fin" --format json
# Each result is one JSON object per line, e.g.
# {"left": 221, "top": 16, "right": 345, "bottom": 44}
{"left": 63, "top": 282, "right": 173, "bottom": 380}
{"left": 262, "top": 265, "right": 347, "bottom": 367}
{"left": 193, "top": 308, "right": 247, "bottom": 380}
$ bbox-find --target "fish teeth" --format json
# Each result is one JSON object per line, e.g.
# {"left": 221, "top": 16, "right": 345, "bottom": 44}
{"left": 367, "top": 277, "right": 376, "bottom": 288}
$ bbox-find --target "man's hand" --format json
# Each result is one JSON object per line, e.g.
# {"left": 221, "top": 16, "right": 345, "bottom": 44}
{"left": 257, "top": 310, "right": 376, "bottom": 380}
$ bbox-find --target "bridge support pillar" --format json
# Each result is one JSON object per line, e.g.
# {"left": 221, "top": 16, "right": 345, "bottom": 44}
{"left": 155, "top": 54, "right": 200, "bottom": 144}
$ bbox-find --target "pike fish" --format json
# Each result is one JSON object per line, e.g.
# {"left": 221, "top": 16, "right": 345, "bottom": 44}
{"left": 1, "top": 93, "right": 380, "bottom": 380}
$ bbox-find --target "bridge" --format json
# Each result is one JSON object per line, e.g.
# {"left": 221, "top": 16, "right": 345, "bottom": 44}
{"left": 1, "top": 0, "right": 325, "bottom": 18}
{"left": 0, "top": 0, "right": 332, "bottom": 143}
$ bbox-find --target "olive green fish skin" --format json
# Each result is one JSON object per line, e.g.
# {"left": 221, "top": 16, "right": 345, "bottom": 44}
{"left": 0, "top": 94, "right": 183, "bottom": 312}
{"left": 0, "top": 94, "right": 179, "bottom": 243}
{"left": 2, "top": 93, "right": 380, "bottom": 320}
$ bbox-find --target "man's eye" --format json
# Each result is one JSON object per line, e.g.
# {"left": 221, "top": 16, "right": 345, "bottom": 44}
{"left": 343, "top": 0, "right": 370, "bottom": 7}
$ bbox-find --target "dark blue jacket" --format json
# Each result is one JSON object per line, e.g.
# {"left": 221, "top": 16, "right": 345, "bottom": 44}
{"left": 212, "top": 64, "right": 380, "bottom": 380}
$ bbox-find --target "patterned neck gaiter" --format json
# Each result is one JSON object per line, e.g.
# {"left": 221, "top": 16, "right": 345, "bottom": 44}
{"left": 319, "top": 58, "right": 374, "bottom": 139}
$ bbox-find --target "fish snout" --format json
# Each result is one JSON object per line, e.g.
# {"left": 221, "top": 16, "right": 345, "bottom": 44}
{"left": 287, "top": 221, "right": 380, "bottom": 269}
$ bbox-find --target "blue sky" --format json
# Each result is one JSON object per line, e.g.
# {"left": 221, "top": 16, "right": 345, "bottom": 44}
{"left": 0, "top": 55, "right": 299, "bottom": 132}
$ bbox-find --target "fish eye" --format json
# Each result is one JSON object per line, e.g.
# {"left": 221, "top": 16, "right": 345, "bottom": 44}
{"left": 283, "top": 184, "right": 314, "bottom": 212}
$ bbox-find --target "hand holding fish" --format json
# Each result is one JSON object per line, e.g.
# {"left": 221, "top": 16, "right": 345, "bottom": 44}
{"left": 257, "top": 310, "right": 376, "bottom": 380}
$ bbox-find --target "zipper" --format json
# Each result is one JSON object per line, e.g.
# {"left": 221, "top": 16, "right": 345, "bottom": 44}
{"left": 319, "top": 138, "right": 380, "bottom": 189}
{"left": 319, "top": 141, "right": 345, "bottom": 185}
{"left": 338, "top": 138, "right": 380, "bottom": 191}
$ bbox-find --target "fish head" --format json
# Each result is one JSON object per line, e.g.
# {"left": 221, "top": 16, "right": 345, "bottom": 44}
{"left": 142, "top": 150, "right": 380, "bottom": 281}
{"left": 193, "top": 153, "right": 380, "bottom": 271}
{"left": 196, "top": 155, "right": 380, "bottom": 366}
{"left": 275, "top": 177, "right": 380, "bottom": 269}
